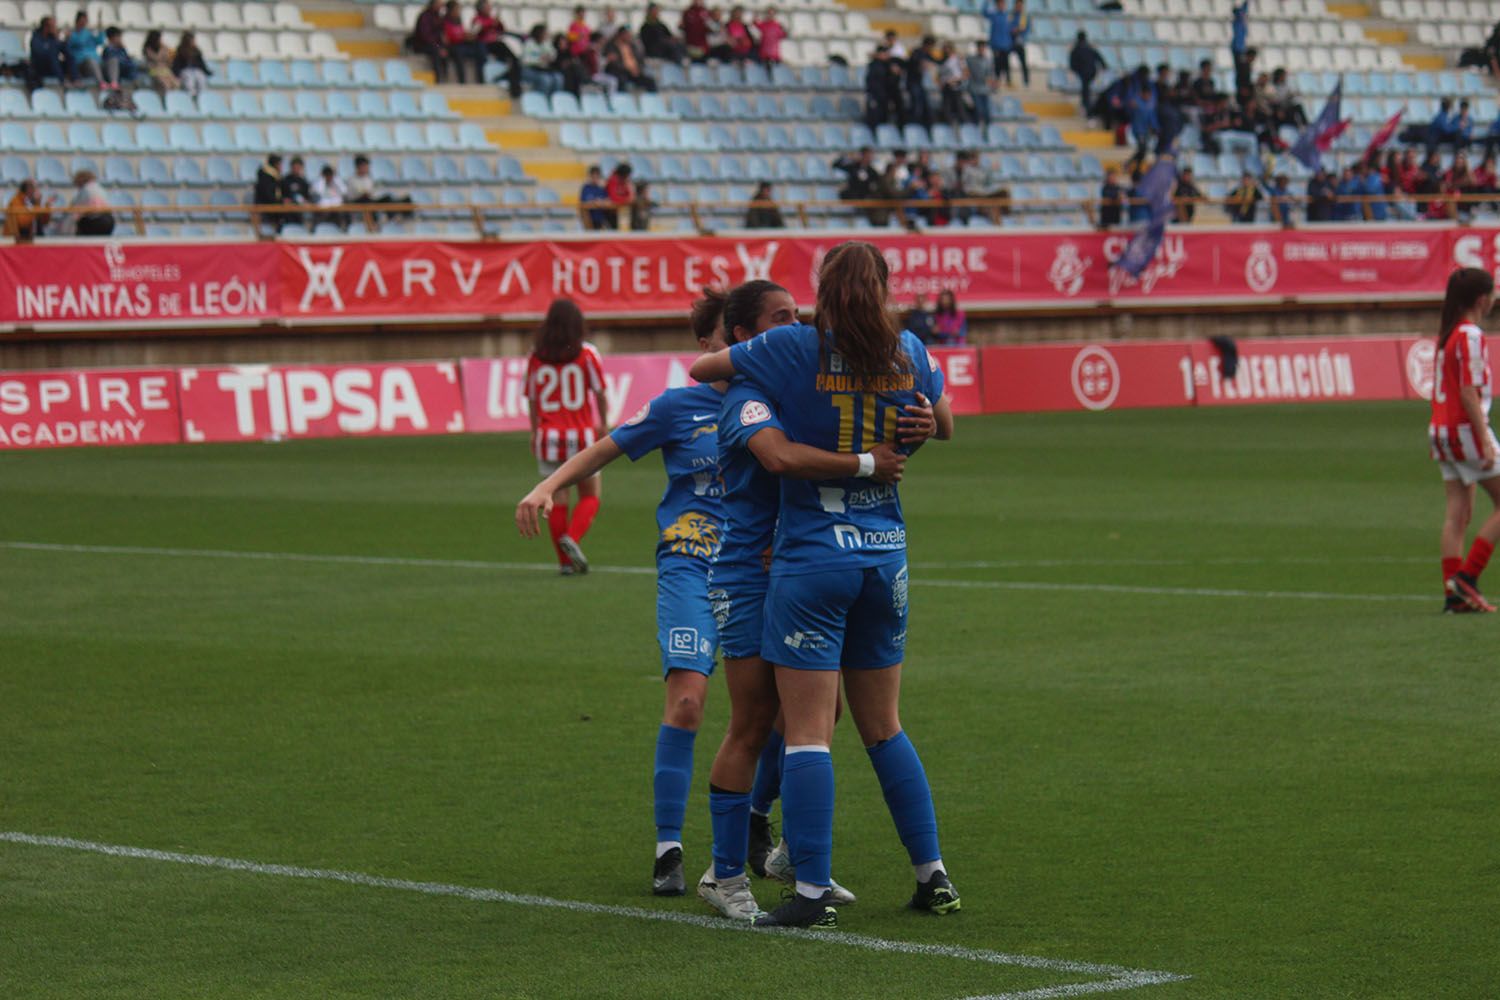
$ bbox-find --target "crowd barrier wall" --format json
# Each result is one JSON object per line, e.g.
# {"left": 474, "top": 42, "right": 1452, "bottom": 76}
{"left": 4, "top": 226, "right": 1499, "bottom": 329}
{"left": 1, "top": 338, "right": 1438, "bottom": 450}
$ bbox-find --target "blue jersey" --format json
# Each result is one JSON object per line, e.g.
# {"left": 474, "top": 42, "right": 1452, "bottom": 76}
{"left": 610, "top": 383, "right": 725, "bottom": 564}
{"left": 727, "top": 324, "right": 944, "bottom": 575}
{"left": 715, "top": 380, "right": 783, "bottom": 575}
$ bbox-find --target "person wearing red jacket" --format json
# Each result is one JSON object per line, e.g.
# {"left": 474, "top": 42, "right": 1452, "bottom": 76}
{"left": 680, "top": 0, "right": 709, "bottom": 60}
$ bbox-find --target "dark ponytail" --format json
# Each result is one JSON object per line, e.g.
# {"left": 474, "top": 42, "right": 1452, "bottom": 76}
{"left": 723, "top": 279, "right": 788, "bottom": 343}
{"left": 690, "top": 287, "right": 727, "bottom": 344}
{"left": 1438, "top": 267, "right": 1495, "bottom": 349}
{"left": 811, "top": 241, "right": 909, "bottom": 381}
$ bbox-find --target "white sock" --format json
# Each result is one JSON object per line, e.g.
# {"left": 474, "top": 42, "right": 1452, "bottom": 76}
{"left": 750, "top": 807, "right": 769, "bottom": 817}
{"left": 655, "top": 840, "right": 682, "bottom": 859}
{"left": 915, "top": 859, "right": 946, "bottom": 881}
{"left": 795, "top": 880, "right": 828, "bottom": 899}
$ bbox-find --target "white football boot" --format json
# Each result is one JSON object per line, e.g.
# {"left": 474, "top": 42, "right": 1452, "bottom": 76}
{"left": 764, "top": 839, "right": 857, "bottom": 905}
{"left": 697, "top": 866, "right": 764, "bottom": 921}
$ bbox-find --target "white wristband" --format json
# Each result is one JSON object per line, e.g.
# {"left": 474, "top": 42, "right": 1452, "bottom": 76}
{"left": 856, "top": 452, "right": 876, "bottom": 478}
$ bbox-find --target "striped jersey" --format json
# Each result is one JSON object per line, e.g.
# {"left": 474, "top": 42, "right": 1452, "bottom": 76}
{"left": 526, "top": 342, "right": 605, "bottom": 463}
{"left": 1429, "top": 322, "right": 1492, "bottom": 462}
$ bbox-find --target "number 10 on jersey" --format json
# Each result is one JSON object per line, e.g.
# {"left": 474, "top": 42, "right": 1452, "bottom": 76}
{"left": 830, "top": 393, "right": 893, "bottom": 452}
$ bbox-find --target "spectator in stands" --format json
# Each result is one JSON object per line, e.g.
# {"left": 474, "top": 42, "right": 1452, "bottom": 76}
{"left": 937, "top": 42, "right": 967, "bottom": 126}
{"left": 1444, "top": 153, "right": 1473, "bottom": 220}
{"left": 440, "top": 1, "right": 481, "bottom": 84}
{"left": 1129, "top": 81, "right": 1158, "bottom": 159}
{"left": 1098, "top": 167, "right": 1124, "bottom": 229}
{"left": 550, "top": 31, "right": 586, "bottom": 96}
{"left": 1427, "top": 97, "right": 1458, "bottom": 152}
{"left": 253, "top": 153, "right": 284, "bottom": 231}
{"left": 1190, "top": 58, "right": 1216, "bottom": 105}
{"left": 1225, "top": 171, "right": 1261, "bottom": 224}
{"left": 1125, "top": 159, "right": 1151, "bottom": 224}
{"left": 171, "top": 31, "right": 210, "bottom": 96}
{"left": 1173, "top": 166, "right": 1201, "bottom": 223}
{"left": 755, "top": 8, "right": 784, "bottom": 64}
{"left": 68, "top": 170, "right": 114, "bottom": 236}
{"left": 520, "top": 25, "right": 564, "bottom": 95}
{"left": 916, "top": 171, "right": 949, "bottom": 227}
{"left": 63, "top": 11, "right": 102, "bottom": 85}
{"left": 1358, "top": 160, "right": 1388, "bottom": 221}
{"left": 1484, "top": 113, "right": 1500, "bottom": 159}
{"left": 347, "top": 156, "right": 413, "bottom": 222}
{"left": 1267, "top": 173, "right": 1293, "bottom": 227}
{"left": 1454, "top": 100, "right": 1475, "bottom": 150}
{"left": 905, "top": 295, "right": 934, "bottom": 344}
{"left": 680, "top": 0, "right": 710, "bottom": 61}
{"left": 414, "top": 0, "right": 450, "bottom": 84}
{"left": 932, "top": 290, "right": 967, "bottom": 345}
{"left": 833, "top": 147, "right": 878, "bottom": 203}
{"left": 472, "top": 0, "right": 521, "bottom": 98}
{"left": 1008, "top": 0, "right": 1030, "bottom": 86}
{"left": 578, "top": 165, "right": 610, "bottom": 229}
{"left": 868, "top": 161, "right": 903, "bottom": 227}
{"left": 282, "top": 156, "right": 311, "bottom": 228}
{"left": 965, "top": 41, "right": 992, "bottom": 126}
{"left": 100, "top": 27, "right": 137, "bottom": 91}
{"left": 984, "top": 0, "right": 1011, "bottom": 87}
{"left": 1306, "top": 166, "right": 1334, "bottom": 223}
{"left": 1485, "top": 20, "right": 1500, "bottom": 78}
{"left": 906, "top": 35, "right": 936, "bottom": 129}
{"left": 639, "top": 4, "right": 684, "bottom": 61}
{"left": 597, "top": 6, "right": 623, "bottom": 36}
{"left": 629, "top": 180, "right": 655, "bottom": 231}
{"left": 604, "top": 27, "right": 654, "bottom": 91}
{"left": 723, "top": 7, "right": 754, "bottom": 63}
{"left": 28, "top": 16, "right": 64, "bottom": 89}
{"left": 882, "top": 29, "right": 906, "bottom": 60}
{"left": 583, "top": 30, "right": 619, "bottom": 94}
{"left": 565, "top": 6, "right": 591, "bottom": 61}
{"left": 1230, "top": 1, "right": 1250, "bottom": 93}
{"left": 1069, "top": 31, "right": 1105, "bottom": 116}
{"left": 865, "top": 46, "right": 900, "bottom": 128}
{"left": 606, "top": 162, "right": 633, "bottom": 228}
{"left": 1332, "top": 166, "right": 1359, "bottom": 222}
{"left": 704, "top": 7, "right": 732, "bottom": 61}
{"left": 1266, "top": 68, "right": 1306, "bottom": 129}
{"left": 312, "top": 164, "right": 349, "bottom": 232}
{"left": 744, "top": 181, "right": 784, "bottom": 228}
{"left": 1471, "top": 153, "right": 1497, "bottom": 209}
{"left": 4, "top": 180, "right": 55, "bottom": 242}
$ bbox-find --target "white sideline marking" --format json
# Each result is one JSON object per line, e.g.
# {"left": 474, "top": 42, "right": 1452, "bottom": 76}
{"left": 0, "top": 540, "right": 1431, "bottom": 604}
{"left": 0, "top": 831, "right": 1189, "bottom": 1000}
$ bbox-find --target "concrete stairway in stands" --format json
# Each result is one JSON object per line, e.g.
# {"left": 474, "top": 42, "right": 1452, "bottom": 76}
{"left": 1323, "top": 1, "right": 1453, "bottom": 73}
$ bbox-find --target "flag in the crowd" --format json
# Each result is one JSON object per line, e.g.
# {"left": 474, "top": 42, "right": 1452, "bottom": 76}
{"left": 1114, "top": 154, "right": 1178, "bottom": 280}
{"left": 1363, "top": 107, "right": 1405, "bottom": 162}
{"left": 1290, "top": 79, "right": 1351, "bottom": 170}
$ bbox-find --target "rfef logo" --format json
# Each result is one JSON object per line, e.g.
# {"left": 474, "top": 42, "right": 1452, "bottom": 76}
{"left": 1405, "top": 339, "right": 1436, "bottom": 400}
{"left": 1071, "top": 346, "right": 1120, "bottom": 410}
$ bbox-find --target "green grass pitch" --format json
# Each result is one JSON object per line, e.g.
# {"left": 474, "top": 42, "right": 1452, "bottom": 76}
{"left": 2, "top": 401, "right": 1496, "bottom": 999}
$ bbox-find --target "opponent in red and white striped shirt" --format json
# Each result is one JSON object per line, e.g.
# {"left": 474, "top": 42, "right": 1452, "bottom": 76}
{"left": 1429, "top": 267, "right": 1500, "bottom": 612}
{"left": 526, "top": 299, "right": 609, "bottom": 575}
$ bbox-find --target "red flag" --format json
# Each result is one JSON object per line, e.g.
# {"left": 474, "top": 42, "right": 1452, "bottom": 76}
{"left": 1363, "top": 108, "right": 1405, "bottom": 162}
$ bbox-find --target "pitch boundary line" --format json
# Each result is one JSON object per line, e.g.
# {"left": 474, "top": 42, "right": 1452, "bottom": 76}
{"left": 0, "top": 831, "right": 1188, "bottom": 1000}
{"left": 0, "top": 540, "right": 1432, "bottom": 604}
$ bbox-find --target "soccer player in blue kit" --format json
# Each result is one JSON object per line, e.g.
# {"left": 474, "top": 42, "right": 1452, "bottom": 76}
{"left": 691, "top": 242, "right": 958, "bottom": 929}
{"left": 517, "top": 295, "right": 730, "bottom": 896}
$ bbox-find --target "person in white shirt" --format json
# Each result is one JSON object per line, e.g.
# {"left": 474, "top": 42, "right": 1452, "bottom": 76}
{"left": 311, "top": 164, "right": 349, "bottom": 231}
{"left": 345, "top": 155, "right": 414, "bottom": 227}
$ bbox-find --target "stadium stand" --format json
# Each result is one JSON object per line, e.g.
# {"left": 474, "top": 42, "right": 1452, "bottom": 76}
{"left": 0, "top": 0, "right": 1496, "bottom": 236}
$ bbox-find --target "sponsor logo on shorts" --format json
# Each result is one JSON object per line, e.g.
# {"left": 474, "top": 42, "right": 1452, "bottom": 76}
{"left": 892, "top": 565, "right": 909, "bottom": 614}
{"left": 891, "top": 629, "right": 907, "bottom": 649}
{"left": 708, "top": 589, "right": 731, "bottom": 630}
{"left": 740, "top": 400, "right": 772, "bottom": 426}
{"left": 783, "top": 630, "right": 829, "bottom": 651}
{"left": 668, "top": 627, "right": 701, "bottom": 657}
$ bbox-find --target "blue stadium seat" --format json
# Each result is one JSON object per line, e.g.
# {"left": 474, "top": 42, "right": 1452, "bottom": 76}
{"left": 558, "top": 122, "right": 587, "bottom": 149}
{"left": 290, "top": 60, "right": 321, "bottom": 86}
{"left": 500, "top": 156, "right": 530, "bottom": 184}
{"left": 389, "top": 91, "right": 421, "bottom": 118}
{"left": 173, "top": 159, "right": 209, "bottom": 186}
{"left": 222, "top": 91, "right": 257, "bottom": 119}
{"left": 464, "top": 154, "right": 499, "bottom": 183}
{"left": 360, "top": 123, "right": 394, "bottom": 150}
{"left": 353, "top": 60, "right": 387, "bottom": 88}
{"left": 588, "top": 122, "right": 620, "bottom": 150}
{"left": 775, "top": 157, "right": 799, "bottom": 181}
{"left": 642, "top": 124, "right": 676, "bottom": 150}
{"left": 225, "top": 60, "right": 259, "bottom": 87}
{"left": 140, "top": 189, "right": 175, "bottom": 220}
{"left": 293, "top": 91, "right": 326, "bottom": 119}
{"left": 700, "top": 94, "right": 728, "bottom": 119}
{"left": 265, "top": 122, "right": 298, "bottom": 150}
{"left": 520, "top": 92, "right": 549, "bottom": 118}
{"left": 421, "top": 91, "right": 458, "bottom": 120}
{"left": 330, "top": 123, "right": 362, "bottom": 150}
{"left": 656, "top": 62, "right": 687, "bottom": 89}
{"left": 30, "top": 90, "right": 66, "bottom": 119}
{"left": 139, "top": 156, "right": 172, "bottom": 186}
{"left": 382, "top": 60, "right": 416, "bottom": 88}
{"left": 687, "top": 63, "right": 712, "bottom": 88}
{"left": 433, "top": 155, "right": 462, "bottom": 183}
{"left": 35, "top": 156, "right": 69, "bottom": 185}
{"left": 323, "top": 61, "right": 354, "bottom": 88}
{"left": 725, "top": 93, "right": 754, "bottom": 119}
{"left": 930, "top": 124, "right": 958, "bottom": 149}
{"left": 707, "top": 124, "right": 735, "bottom": 150}
{"left": 657, "top": 155, "right": 687, "bottom": 181}
{"left": 102, "top": 156, "right": 138, "bottom": 187}
{"left": 202, "top": 122, "right": 235, "bottom": 153}
{"left": 638, "top": 93, "right": 672, "bottom": 120}
{"left": 168, "top": 122, "right": 205, "bottom": 153}
{"left": 679, "top": 123, "right": 713, "bottom": 151}
{"left": 457, "top": 124, "right": 488, "bottom": 151}
{"left": 198, "top": 91, "right": 233, "bottom": 121}
{"left": 399, "top": 156, "right": 426, "bottom": 183}
{"left": 206, "top": 157, "right": 238, "bottom": 186}
{"left": 164, "top": 90, "right": 200, "bottom": 118}
{"left": 260, "top": 61, "right": 292, "bottom": 88}
{"left": 669, "top": 94, "right": 695, "bottom": 118}
{"left": 551, "top": 92, "right": 582, "bottom": 118}
{"left": 65, "top": 90, "right": 103, "bottom": 118}
{"left": 718, "top": 158, "right": 746, "bottom": 181}
{"left": 611, "top": 93, "right": 642, "bottom": 118}
{"left": 299, "top": 124, "right": 336, "bottom": 152}
{"left": 689, "top": 155, "right": 715, "bottom": 181}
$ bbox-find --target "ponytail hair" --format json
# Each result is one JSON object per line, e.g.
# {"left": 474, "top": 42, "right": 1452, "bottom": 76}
{"left": 533, "top": 298, "right": 586, "bottom": 364}
{"left": 811, "top": 241, "right": 908, "bottom": 381}
{"left": 1438, "top": 267, "right": 1495, "bottom": 349}
{"left": 690, "top": 287, "right": 727, "bottom": 345}
{"left": 723, "top": 279, "right": 788, "bottom": 343}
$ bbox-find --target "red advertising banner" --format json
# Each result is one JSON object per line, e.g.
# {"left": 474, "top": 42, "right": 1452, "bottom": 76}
{"left": 177, "top": 361, "right": 465, "bottom": 443}
{"left": 1186, "top": 337, "right": 1409, "bottom": 406}
{"left": 461, "top": 351, "right": 700, "bottom": 433}
{"left": 0, "top": 241, "right": 279, "bottom": 325}
{"left": 981, "top": 341, "right": 1195, "bottom": 413}
{"left": 0, "top": 367, "right": 181, "bottom": 449}
{"left": 930, "top": 347, "right": 982, "bottom": 415}
{"left": 1397, "top": 337, "right": 1437, "bottom": 401}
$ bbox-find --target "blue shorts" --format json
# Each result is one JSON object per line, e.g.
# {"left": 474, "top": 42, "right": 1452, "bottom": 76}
{"left": 708, "top": 562, "right": 770, "bottom": 660}
{"left": 761, "top": 558, "right": 909, "bottom": 671}
{"left": 657, "top": 557, "right": 718, "bottom": 677}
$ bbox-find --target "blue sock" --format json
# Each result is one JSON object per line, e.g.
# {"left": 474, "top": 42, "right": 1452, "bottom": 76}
{"left": 709, "top": 789, "right": 752, "bottom": 879}
{"left": 866, "top": 731, "right": 941, "bottom": 866}
{"left": 780, "top": 747, "right": 834, "bottom": 888}
{"left": 750, "top": 729, "right": 785, "bottom": 816}
{"left": 653, "top": 724, "right": 696, "bottom": 843}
